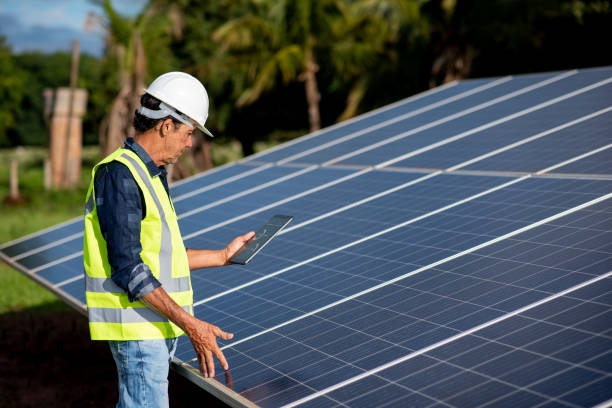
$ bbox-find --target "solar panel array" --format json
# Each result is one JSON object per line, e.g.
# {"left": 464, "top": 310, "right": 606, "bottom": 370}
{"left": 2, "top": 66, "right": 612, "bottom": 408}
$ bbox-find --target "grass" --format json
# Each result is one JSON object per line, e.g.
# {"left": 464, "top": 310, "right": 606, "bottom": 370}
{"left": 0, "top": 265, "right": 69, "bottom": 313}
{"left": 0, "top": 146, "right": 97, "bottom": 314}
{"left": 0, "top": 138, "right": 283, "bottom": 314}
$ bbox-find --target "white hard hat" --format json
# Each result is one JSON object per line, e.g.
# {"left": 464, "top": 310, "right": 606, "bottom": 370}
{"left": 138, "top": 71, "right": 213, "bottom": 137}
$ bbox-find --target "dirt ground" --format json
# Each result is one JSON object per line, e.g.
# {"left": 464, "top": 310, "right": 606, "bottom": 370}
{"left": 0, "top": 308, "right": 230, "bottom": 407}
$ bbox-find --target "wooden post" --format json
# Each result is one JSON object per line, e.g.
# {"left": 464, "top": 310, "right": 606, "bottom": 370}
{"left": 9, "top": 159, "right": 19, "bottom": 200}
{"left": 64, "top": 40, "right": 80, "bottom": 188}
{"left": 43, "top": 87, "right": 87, "bottom": 189}
{"left": 44, "top": 158, "right": 51, "bottom": 190}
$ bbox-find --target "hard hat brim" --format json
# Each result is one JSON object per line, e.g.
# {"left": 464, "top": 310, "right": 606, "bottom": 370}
{"left": 197, "top": 124, "right": 214, "bottom": 138}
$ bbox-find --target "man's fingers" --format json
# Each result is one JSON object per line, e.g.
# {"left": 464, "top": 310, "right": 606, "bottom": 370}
{"left": 214, "top": 326, "right": 234, "bottom": 341}
{"left": 197, "top": 354, "right": 207, "bottom": 378}
{"left": 192, "top": 322, "right": 234, "bottom": 377}
{"left": 205, "top": 350, "right": 215, "bottom": 378}
{"left": 213, "top": 344, "right": 229, "bottom": 371}
{"left": 242, "top": 231, "right": 255, "bottom": 242}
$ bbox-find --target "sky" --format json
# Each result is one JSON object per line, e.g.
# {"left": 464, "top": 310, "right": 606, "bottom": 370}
{"left": 0, "top": 0, "right": 148, "bottom": 57}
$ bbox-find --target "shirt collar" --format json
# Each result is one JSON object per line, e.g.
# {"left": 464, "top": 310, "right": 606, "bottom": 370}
{"left": 123, "top": 137, "right": 167, "bottom": 178}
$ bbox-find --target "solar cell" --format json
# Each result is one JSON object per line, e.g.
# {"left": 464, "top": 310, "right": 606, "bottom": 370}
{"left": 1, "top": 66, "right": 611, "bottom": 407}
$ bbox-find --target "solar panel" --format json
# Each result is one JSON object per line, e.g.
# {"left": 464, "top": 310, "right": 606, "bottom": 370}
{"left": 2, "top": 66, "right": 611, "bottom": 408}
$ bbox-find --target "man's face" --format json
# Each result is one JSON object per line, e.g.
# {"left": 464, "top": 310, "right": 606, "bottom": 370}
{"left": 162, "top": 121, "right": 194, "bottom": 165}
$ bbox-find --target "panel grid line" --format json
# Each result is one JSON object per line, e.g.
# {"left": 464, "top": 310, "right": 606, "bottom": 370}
{"left": 196, "top": 176, "right": 530, "bottom": 307}
{"left": 417, "top": 347, "right": 608, "bottom": 408}
{"left": 199, "top": 228, "right": 611, "bottom": 377}
{"left": 173, "top": 164, "right": 273, "bottom": 203}
{"left": 200, "top": 219, "right": 611, "bottom": 347}
{"left": 372, "top": 86, "right": 612, "bottom": 170}
{"left": 195, "top": 141, "right": 612, "bottom": 307}
{"left": 210, "top": 261, "right": 609, "bottom": 407}
{"left": 315, "top": 288, "right": 612, "bottom": 408}
{"left": 280, "top": 270, "right": 612, "bottom": 408}
{"left": 218, "top": 191, "right": 612, "bottom": 350}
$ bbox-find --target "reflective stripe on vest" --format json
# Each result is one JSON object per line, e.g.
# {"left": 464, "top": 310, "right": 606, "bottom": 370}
{"left": 83, "top": 148, "right": 192, "bottom": 341}
{"left": 85, "top": 191, "right": 94, "bottom": 215}
{"left": 88, "top": 305, "right": 191, "bottom": 323}
{"left": 85, "top": 274, "right": 191, "bottom": 293}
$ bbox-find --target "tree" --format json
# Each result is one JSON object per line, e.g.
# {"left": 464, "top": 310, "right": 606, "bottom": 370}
{"left": 423, "top": 0, "right": 612, "bottom": 84}
{"left": 162, "top": 0, "right": 267, "bottom": 156}
{"left": 95, "top": 0, "right": 149, "bottom": 156}
{"left": 0, "top": 37, "right": 24, "bottom": 147}
{"left": 213, "top": 0, "right": 347, "bottom": 134}
{"left": 330, "top": 0, "right": 427, "bottom": 120}
{"left": 95, "top": 0, "right": 219, "bottom": 177}
{"left": 95, "top": 0, "right": 182, "bottom": 156}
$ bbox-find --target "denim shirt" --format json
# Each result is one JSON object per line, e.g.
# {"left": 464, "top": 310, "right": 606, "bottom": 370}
{"left": 94, "top": 138, "right": 171, "bottom": 302}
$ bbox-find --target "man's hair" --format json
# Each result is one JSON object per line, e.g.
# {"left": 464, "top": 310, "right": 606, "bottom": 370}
{"left": 133, "top": 93, "right": 182, "bottom": 133}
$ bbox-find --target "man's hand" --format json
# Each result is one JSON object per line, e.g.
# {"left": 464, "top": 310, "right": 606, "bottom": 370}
{"left": 186, "top": 231, "right": 255, "bottom": 269}
{"left": 141, "top": 287, "right": 234, "bottom": 378}
{"left": 186, "top": 319, "right": 234, "bottom": 378}
{"left": 223, "top": 231, "right": 255, "bottom": 265}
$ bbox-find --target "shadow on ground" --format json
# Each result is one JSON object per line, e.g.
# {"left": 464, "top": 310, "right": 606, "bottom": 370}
{"left": 0, "top": 302, "right": 231, "bottom": 407}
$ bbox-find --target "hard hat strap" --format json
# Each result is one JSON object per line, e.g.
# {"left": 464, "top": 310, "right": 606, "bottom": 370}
{"left": 137, "top": 102, "right": 194, "bottom": 128}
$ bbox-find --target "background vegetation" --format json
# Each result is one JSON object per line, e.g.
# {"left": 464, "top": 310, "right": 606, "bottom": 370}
{"left": 1, "top": 0, "right": 610, "bottom": 152}
{"left": 0, "top": 0, "right": 611, "bottom": 312}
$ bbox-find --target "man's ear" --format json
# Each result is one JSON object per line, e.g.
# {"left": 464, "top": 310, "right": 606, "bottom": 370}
{"left": 159, "top": 119, "right": 174, "bottom": 137}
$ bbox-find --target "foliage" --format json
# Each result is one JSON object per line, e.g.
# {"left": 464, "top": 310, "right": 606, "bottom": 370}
{"left": 423, "top": 0, "right": 612, "bottom": 81}
{"left": 162, "top": 0, "right": 271, "bottom": 154}
{"left": 212, "top": 0, "right": 347, "bottom": 134}
{"left": 0, "top": 0, "right": 610, "bottom": 155}
{"left": 330, "top": 0, "right": 429, "bottom": 120}
{"left": 0, "top": 37, "right": 24, "bottom": 147}
{"left": 95, "top": 0, "right": 196, "bottom": 155}
{"left": 9, "top": 52, "right": 109, "bottom": 147}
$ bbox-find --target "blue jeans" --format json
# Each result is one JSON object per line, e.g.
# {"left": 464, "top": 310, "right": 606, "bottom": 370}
{"left": 108, "top": 338, "right": 178, "bottom": 408}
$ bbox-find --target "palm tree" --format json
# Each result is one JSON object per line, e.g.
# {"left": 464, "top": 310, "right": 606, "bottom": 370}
{"left": 96, "top": 0, "right": 183, "bottom": 157}
{"left": 213, "top": 0, "right": 427, "bottom": 130}
{"left": 331, "top": 0, "right": 426, "bottom": 120}
{"left": 213, "top": 0, "right": 346, "bottom": 133}
{"left": 426, "top": 0, "right": 474, "bottom": 87}
{"left": 95, "top": 0, "right": 147, "bottom": 156}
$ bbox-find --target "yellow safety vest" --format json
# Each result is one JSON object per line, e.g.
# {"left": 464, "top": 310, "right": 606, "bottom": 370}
{"left": 83, "top": 148, "right": 193, "bottom": 340}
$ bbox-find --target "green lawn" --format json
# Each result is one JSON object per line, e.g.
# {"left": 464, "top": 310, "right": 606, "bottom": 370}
{"left": 0, "top": 147, "right": 95, "bottom": 314}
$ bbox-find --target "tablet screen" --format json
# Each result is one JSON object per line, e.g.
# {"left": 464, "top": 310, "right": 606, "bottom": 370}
{"left": 230, "top": 215, "right": 293, "bottom": 264}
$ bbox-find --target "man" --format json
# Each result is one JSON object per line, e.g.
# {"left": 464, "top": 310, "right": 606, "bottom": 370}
{"left": 83, "top": 71, "right": 253, "bottom": 407}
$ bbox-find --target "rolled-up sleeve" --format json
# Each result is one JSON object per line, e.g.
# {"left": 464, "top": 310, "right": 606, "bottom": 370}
{"left": 94, "top": 161, "right": 161, "bottom": 302}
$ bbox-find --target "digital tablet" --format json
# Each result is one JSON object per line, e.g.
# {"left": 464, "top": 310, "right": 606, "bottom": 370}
{"left": 230, "top": 215, "right": 293, "bottom": 265}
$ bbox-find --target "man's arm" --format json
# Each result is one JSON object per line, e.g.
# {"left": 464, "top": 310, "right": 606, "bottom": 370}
{"left": 95, "top": 162, "right": 161, "bottom": 301}
{"left": 141, "top": 231, "right": 254, "bottom": 377}
{"left": 140, "top": 286, "right": 231, "bottom": 378}
{"left": 186, "top": 231, "right": 255, "bottom": 269}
